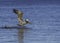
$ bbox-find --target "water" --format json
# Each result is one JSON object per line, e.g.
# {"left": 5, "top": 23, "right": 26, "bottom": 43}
{"left": 0, "top": 5, "right": 60, "bottom": 43}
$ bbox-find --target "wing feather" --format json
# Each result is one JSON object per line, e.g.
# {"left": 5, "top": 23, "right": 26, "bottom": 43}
{"left": 13, "top": 9, "right": 23, "bottom": 20}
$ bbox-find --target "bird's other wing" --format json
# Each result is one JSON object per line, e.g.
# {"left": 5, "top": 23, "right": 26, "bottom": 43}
{"left": 13, "top": 9, "right": 23, "bottom": 20}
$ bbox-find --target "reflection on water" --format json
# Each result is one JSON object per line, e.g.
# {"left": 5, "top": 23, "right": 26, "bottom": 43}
{"left": 0, "top": 25, "right": 60, "bottom": 43}
{"left": 18, "top": 27, "right": 24, "bottom": 43}
{"left": 0, "top": 26, "right": 30, "bottom": 43}
{"left": 18, "top": 26, "right": 30, "bottom": 43}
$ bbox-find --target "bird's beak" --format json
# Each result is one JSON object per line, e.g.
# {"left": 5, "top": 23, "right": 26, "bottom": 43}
{"left": 28, "top": 22, "right": 32, "bottom": 24}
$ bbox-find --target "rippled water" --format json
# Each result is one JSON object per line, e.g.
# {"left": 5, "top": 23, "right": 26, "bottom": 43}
{"left": 0, "top": 5, "right": 60, "bottom": 43}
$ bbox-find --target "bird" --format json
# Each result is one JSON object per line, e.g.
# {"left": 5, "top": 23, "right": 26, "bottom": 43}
{"left": 13, "top": 9, "right": 31, "bottom": 26}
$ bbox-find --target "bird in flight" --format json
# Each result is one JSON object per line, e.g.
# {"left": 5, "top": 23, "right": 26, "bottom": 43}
{"left": 13, "top": 9, "right": 31, "bottom": 26}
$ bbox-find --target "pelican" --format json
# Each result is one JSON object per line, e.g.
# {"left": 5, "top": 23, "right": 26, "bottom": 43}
{"left": 13, "top": 9, "right": 31, "bottom": 26}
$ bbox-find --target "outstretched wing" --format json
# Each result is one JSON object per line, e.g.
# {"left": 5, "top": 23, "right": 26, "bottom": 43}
{"left": 13, "top": 9, "right": 23, "bottom": 20}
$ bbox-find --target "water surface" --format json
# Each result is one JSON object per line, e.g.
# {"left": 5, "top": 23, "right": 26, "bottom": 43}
{"left": 0, "top": 5, "right": 60, "bottom": 43}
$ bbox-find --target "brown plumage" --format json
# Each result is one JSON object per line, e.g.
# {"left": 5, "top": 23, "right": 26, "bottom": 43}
{"left": 13, "top": 9, "right": 31, "bottom": 26}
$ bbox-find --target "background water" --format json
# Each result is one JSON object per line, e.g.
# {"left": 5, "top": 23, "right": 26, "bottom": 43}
{"left": 0, "top": 5, "right": 60, "bottom": 43}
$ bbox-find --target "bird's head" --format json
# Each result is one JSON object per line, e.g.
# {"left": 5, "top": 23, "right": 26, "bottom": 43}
{"left": 25, "top": 19, "right": 31, "bottom": 24}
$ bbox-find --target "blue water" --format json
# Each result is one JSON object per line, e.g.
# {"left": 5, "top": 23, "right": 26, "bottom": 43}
{"left": 0, "top": 5, "right": 60, "bottom": 43}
